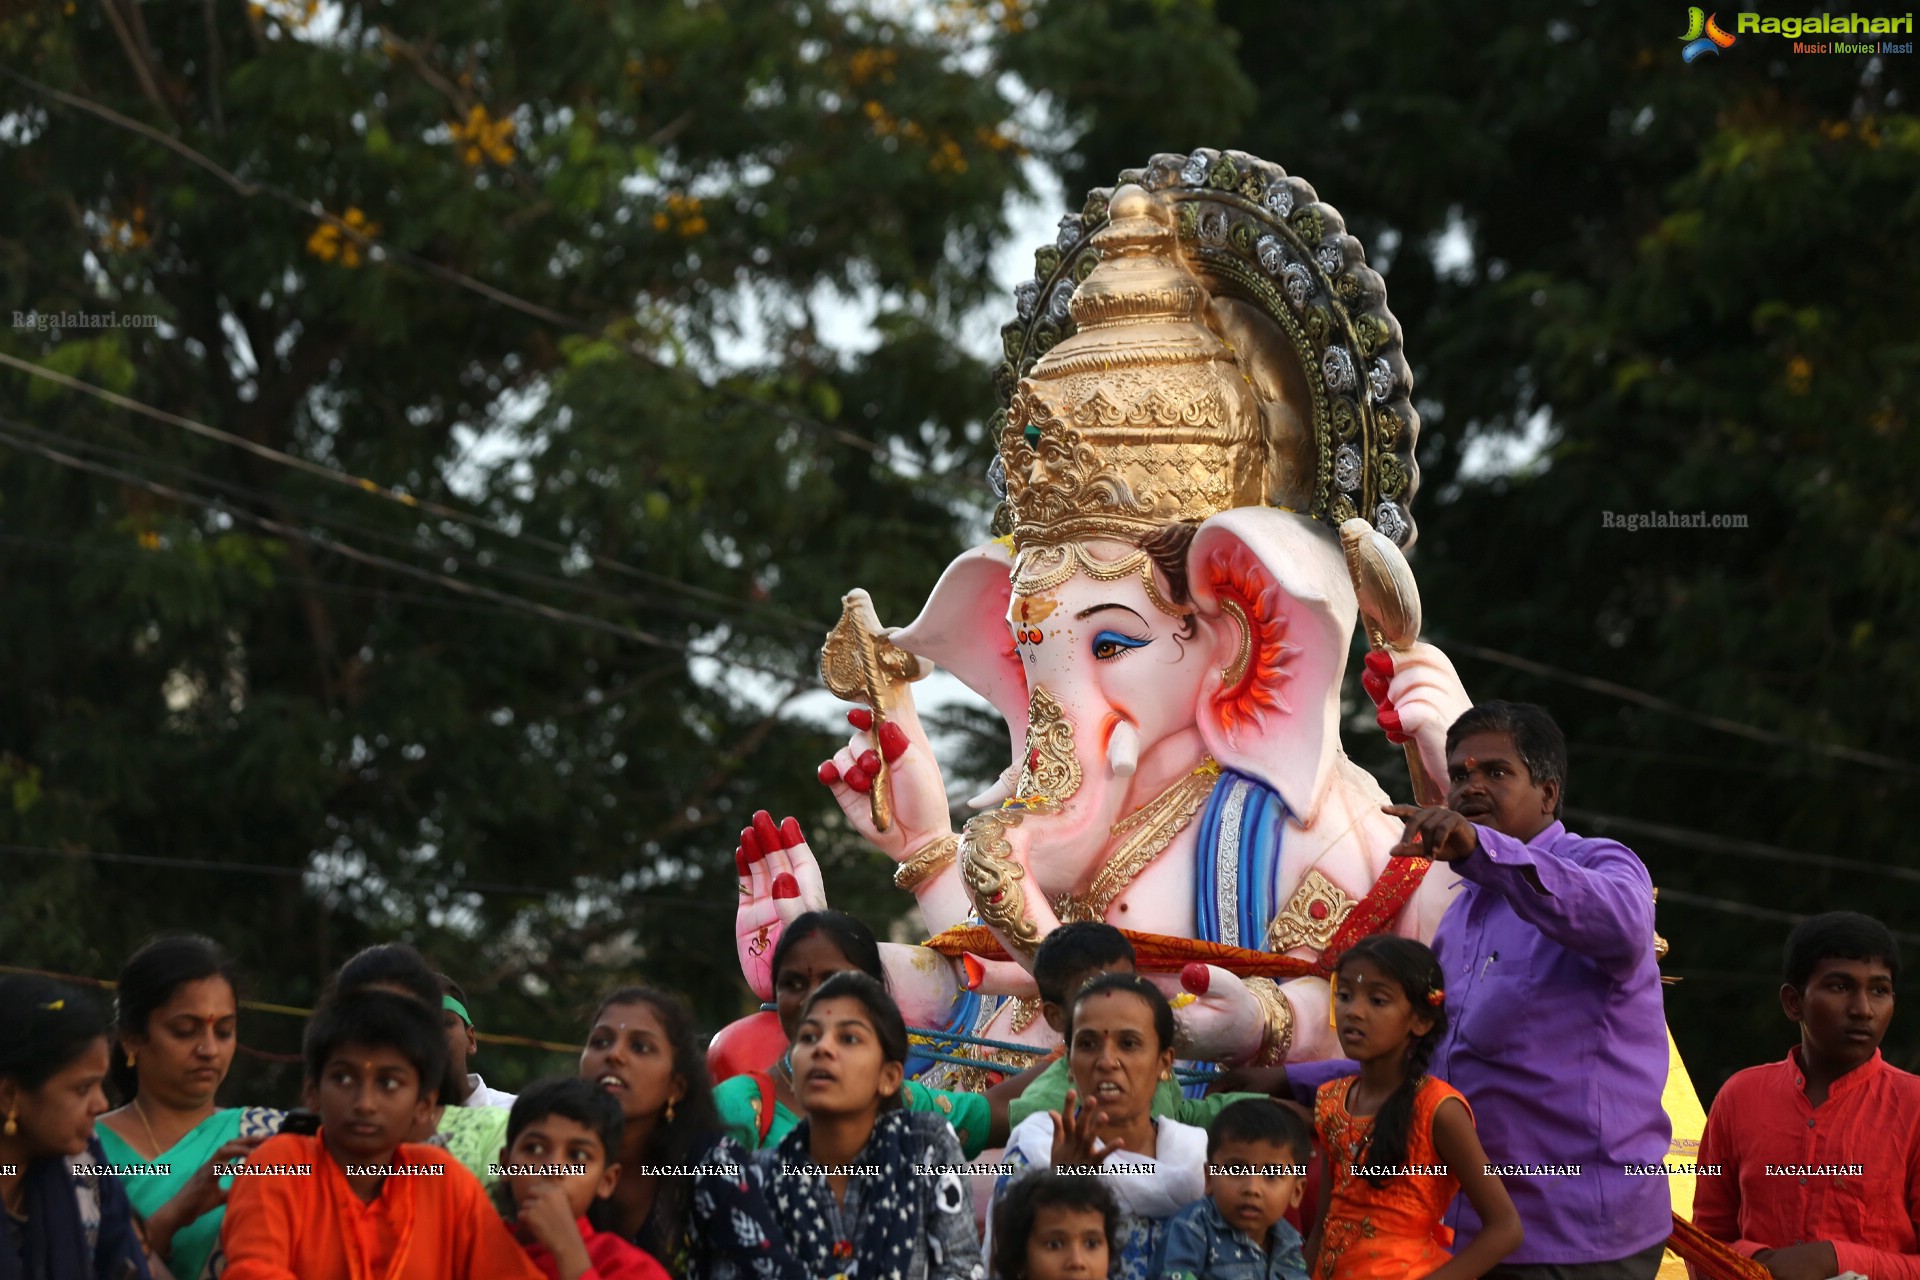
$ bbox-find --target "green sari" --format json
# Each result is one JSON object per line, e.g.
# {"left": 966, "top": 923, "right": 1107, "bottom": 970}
{"left": 712, "top": 1070, "right": 992, "bottom": 1157}
{"left": 96, "top": 1105, "right": 283, "bottom": 1280}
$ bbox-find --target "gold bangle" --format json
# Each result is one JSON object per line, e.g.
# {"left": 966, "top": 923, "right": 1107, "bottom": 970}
{"left": 894, "top": 834, "right": 960, "bottom": 892}
{"left": 1245, "top": 978, "right": 1295, "bottom": 1067}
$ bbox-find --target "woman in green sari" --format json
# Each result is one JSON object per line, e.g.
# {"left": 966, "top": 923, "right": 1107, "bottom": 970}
{"left": 712, "top": 910, "right": 1038, "bottom": 1155}
{"left": 94, "top": 936, "right": 282, "bottom": 1280}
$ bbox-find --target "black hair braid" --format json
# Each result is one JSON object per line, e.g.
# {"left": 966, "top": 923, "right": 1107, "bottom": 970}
{"left": 1362, "top": 1019, "right": 1443, "bottom": 1189}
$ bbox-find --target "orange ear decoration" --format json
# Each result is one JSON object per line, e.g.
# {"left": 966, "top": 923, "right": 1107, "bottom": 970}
{"left": 1205, "top": 543, "right": 1301, "bottom": 740}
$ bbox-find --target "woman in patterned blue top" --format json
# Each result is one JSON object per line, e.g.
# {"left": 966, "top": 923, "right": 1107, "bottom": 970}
{"left": 581, "top": 986, "right": 803, "bottom": 1280}
{"left": 754, "top": 972, "right": 984, "bottom": 1280}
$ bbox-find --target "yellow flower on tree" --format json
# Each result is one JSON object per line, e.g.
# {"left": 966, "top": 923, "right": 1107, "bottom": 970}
{"left": 101, "top": 204, "right": 152, "bottom": 252}
{"left": 652, "top": 192, "right": 707, "bottom": 237}
{"left": 250, "top": 0, "right": 320, "bottom": 28}
{"left": 306, "top": 206, "right": 381, "bottom": 268}
{"left": 1785, "top": 355, "right": 1812, "bottom": 395}
{"left": 448, "top": 104, "right": 516, "bottom": 168}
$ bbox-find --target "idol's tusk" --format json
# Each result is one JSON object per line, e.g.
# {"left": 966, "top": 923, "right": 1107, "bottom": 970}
{"left": 966, "top": 764, "right": 1020, "bottom": 811}
{"left": 1107, "top": 719, "right": 1140, "bottom": 778}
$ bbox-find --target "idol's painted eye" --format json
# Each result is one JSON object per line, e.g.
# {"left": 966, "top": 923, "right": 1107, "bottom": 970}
{"left": 1091, "top": 630, "right": 1151, "bottom": 661}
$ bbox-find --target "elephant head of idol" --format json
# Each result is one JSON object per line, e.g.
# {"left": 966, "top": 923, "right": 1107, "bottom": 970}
{"left": 892, "top": 153, "right": 1421, "bottom": 962}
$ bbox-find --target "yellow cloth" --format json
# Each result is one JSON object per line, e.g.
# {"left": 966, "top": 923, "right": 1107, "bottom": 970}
{"left": 1659, "top": 1023, "right": 1709, "bottom": 1280}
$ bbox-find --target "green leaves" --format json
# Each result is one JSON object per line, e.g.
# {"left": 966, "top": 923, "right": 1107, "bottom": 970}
{"left": 0, "top": 0, "right": 1028, "bottom": 1082}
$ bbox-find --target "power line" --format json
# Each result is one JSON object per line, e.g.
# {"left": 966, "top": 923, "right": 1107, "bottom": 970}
{"left": 0, "top": 964, "right": 579, "bottom": 1055}
{"left": 0, "top": 355, "right": 828, "bottom": 640}
{"left": 0, "top": 66, "right": 893, "bottom": 461}
{"left": 13, "top": 401, "right": 1899, "bottom": 794}
{"left": 0, "top": 412, "right": 805, "bottom": 637}
{"left": 1566, "top": 806, "right": 1920, "bottom": 887}
{"left": 1447, "top": 638, "right": 1919, "bottom": 778}
{"left": 0, "top": 421, "right": 825, "bottom": 683}
{"left": 0, "top": 530, "right": 624, "bottom": 625}
{"left": 0, "top": 843, "right": 731, "bottom": 913}
{"left": 1653, "top": 887, "right": 1920, "bottom": 947}
{"left": 0, "top": 421, "right": 668, "bottom": 645}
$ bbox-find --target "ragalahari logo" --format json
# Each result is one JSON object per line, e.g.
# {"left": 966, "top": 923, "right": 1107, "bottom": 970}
{"left": 1680, "top": 7, "right": 1738, "bottom": 60}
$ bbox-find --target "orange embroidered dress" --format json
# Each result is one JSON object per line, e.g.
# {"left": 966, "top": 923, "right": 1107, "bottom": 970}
{"left": 1313, "top": 1075, "right": 1468, "bottom": 1280}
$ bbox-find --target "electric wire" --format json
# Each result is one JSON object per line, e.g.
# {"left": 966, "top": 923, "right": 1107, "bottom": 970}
{"left": 0, "top": 842, "right": 732, "bottom": 912}
{"left": 1564, "top": 806, "right": 1920, "bottom": 887}
{"left": 0, "top": 421, "right": 824, "bottom": 683}
{"left": 0, "top": 354, "right": 830, "bottom": 638}
{"left": 0, "top": 963, "right": 578, "bottom": 1055}
{"left": 0, "top": 412, "right": 808, "bottom": 637}
{"left": 0, "top": 67, "right": 893, "bottom": 461}
{"left": 1447, "top": 638, "right": 1918, "bottom": 777}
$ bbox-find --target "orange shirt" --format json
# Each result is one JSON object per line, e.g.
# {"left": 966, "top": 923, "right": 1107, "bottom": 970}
{"left": 221, "top": 1131, "right": 541, "bottom": 1280}
{"left": 1313, "top": 1075, "right": 1469, "bottom": 1280}
{"left": 1694, "top": 1048, "right": 1920, "bottom": 1280}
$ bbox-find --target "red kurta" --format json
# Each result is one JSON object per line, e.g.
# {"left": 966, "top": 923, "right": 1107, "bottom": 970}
{"left": 520, "top": 1217, "right": 673, "bottom": 1280}
{"left": 220, "top": 1131, "right": 541, "bottom": 1280}
{"left": 1694, "top": 1047, "right": 1920, "bottom": 1280}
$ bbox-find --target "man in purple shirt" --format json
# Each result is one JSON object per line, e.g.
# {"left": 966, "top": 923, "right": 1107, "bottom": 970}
{"left": 1383, "top": 701, "right": 1671, "bottom": 1280}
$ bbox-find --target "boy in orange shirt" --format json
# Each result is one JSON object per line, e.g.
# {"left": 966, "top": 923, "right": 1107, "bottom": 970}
{"left": 220, "top": 989, "right": 539, "bottom": 1280}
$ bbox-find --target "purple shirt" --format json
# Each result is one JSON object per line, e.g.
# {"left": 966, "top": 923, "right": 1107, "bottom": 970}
{"left": 1430, "top": 819, "right": 1671, "bottom": 1263}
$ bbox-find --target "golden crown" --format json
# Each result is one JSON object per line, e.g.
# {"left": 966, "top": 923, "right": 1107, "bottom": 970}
{"left": 989, "top": 149, "right": 1420, "bottom": 551}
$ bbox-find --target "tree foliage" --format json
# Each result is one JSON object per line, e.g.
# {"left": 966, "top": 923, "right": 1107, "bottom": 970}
{"left": 1, "top": 0, "right": 1027, "bottom": 1087}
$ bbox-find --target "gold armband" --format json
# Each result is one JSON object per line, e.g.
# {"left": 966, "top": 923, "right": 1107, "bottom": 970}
{"left": 959, "top": 809, "right": 1043, "bottom": 960}
{"left": 1245, "top": 977, "right": 1295, "bottom": 1068}
{"left": 894, "top": 834, "right": 960, "bottom": 892}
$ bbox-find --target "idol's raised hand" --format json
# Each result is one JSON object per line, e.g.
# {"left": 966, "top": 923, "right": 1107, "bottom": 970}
{"left": 734, "top": 810, "right": 829, "bottom": 1000}
{"left": 816, "top": 682, "right": 953, "bottom": 863}
{"left": 1359, "top": 641, "right": 1471, "bottom": 788}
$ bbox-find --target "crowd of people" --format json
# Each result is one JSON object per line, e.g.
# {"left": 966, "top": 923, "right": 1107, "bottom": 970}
{"left": 2, "top": 701, "right": 1914, "bottom": 1280}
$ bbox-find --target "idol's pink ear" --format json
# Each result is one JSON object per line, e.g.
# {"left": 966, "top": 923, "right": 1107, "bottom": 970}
{"left": 1187, "top": 508, "right": 1357, "bottom": 824}
{"left": 891, "top": 541, "right": 1031, "bottom": 748}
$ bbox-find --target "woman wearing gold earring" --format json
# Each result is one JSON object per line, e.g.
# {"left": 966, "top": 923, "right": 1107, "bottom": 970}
{"left": 580, "top": 985, "right": 801, "bottom": 1280}
{"left": 1, "top": 974, "right": 153, "bottom": 1278}
{"left": 96, "top": 936, "right": 281, "bottom": 1280}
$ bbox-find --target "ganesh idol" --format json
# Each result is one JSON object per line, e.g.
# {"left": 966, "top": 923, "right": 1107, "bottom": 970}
{"left": 732, "top": 149, "right": 1478, "bottom": 1074}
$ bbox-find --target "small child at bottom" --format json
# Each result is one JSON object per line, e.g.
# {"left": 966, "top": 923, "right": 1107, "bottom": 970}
{"left": 499, "top": 1078, "right": 671, "bottom": 1280}
{"left": 1151, "top": 1099, "right": 1310, "bottom": 1280}
{"left": 992, "top": 1170, "right": 1121, "bottom": 1280}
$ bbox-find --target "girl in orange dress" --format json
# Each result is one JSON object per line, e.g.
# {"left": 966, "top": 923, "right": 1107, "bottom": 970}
{"left": 1306, "top": 937, "right": 1522, "bottom": 1280}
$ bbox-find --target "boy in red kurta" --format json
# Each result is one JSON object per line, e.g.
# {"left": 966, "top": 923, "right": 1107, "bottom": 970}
{"left": 221, "top": 990, "right": 539, "bottom": 1280}
{"left": 498, "top": 1078, "right": 669, "bottom": 1280}
{"left": 1694, "top": 912, "right": 1920, "bottom": 1280}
